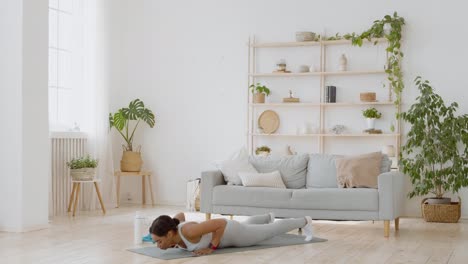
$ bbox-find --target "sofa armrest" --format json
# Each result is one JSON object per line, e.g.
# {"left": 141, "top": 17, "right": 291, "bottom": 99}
{"left": 378, "top": 171, "right": 406, "bottom": 220}
{"left": 200, "top": 170, "right": 225, "bottom": 213}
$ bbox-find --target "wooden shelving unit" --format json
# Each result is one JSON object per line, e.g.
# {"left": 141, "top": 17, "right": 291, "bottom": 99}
{"left": 247, "top": 35, "right": 401, "bottom": 157}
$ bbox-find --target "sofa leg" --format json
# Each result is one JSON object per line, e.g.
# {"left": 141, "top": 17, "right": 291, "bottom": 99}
{"left": 395, "top": 217, "right": 400, "bottom": 231}
{"left": 205, "top": 213, "right": 211, "bottom": 220}
{"left": 384, "top": 220, "right": 390, "bottom": 237}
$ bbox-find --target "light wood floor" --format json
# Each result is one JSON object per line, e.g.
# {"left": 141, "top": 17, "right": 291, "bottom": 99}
{"left": 1, "top": 205, "right": 467, "bottom": 264}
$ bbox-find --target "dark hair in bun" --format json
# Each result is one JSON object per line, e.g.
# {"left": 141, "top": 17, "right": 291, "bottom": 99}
{"left": 149, "top": 215, "right": 180, "bottom": 236}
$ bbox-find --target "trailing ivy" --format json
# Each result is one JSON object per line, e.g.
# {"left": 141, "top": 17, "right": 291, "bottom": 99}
{"left": 343, "top": 12, "right": 405, "bottom": 108}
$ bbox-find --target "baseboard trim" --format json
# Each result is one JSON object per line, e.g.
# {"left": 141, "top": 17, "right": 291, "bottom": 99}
{"left": 0, "top": 223, "right": 49, "bottom": 233}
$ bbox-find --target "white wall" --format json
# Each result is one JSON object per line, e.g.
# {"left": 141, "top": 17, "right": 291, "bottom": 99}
{"left": 0, "top": 0, "right": 23, "bottom": 231}
{"left": 107, "top": 0, "right": 468, "bottom": 217}
{"left": 0, "top": 0, "right": 49, "bottom": 232}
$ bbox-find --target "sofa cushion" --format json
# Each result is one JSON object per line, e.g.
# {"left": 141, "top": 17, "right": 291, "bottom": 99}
{"left": 381, "top": 154, "right": 391, "bottom": 173}
{"left": 216, "top": 148, "right": 258, "bottom": 185}
{"left": 212, "top": 185, "right": 293, "bottom": 208}
{"left": 239, "top": 171, "right": 286, "bottom": 189}
{"left": 336, "top": 152, "right": 382, "bottom": 188}
{"left": 291, "top": 188, "right": 378, "bottom": 211}
{"left": 306, "top": 153, "right": 392, "bottom": 189}
{"left": 306, "top": 154, "right": 342, "bottom": 188}
{"left": 249, "top": 154, "right": 309, "bottom": 189}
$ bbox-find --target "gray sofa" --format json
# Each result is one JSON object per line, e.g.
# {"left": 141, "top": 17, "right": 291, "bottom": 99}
{"left": 200, "top": 153, "right": 405, "bottom": 237}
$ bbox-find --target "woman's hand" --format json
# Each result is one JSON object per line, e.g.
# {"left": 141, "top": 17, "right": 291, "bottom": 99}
{"left": 193, "top": 248, "right": 214, "bottom": 256}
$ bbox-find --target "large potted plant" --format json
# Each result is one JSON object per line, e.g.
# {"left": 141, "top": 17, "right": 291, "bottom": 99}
{"left": 400, "top": 77, "right": 468, "bottom": 222}
{"left": 109, "top": 99, "right": 156, "bottom": 172}
{"left": 67, "top": 155, "right": 98, "bottom": 181}
{"left": 249, "top": 83, "right": 271, "bottom": 103}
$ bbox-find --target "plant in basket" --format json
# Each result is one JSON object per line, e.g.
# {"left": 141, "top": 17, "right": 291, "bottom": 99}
{"left": 400, "top": 77, "right": 468, "bottom": 223}
{"left": 109, "top": 99, "right": 156, "bottom": 172}
{"left": 255, "top": 146, "right": 271, "bottom": 156}
{"left": 67, "top": 155, "right": 98, "bottom": 181}
{"left": 249, "top": 83, "right": 271, "bottom": 104}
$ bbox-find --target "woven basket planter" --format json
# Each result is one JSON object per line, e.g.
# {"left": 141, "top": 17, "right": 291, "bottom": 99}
{"left": 421, "top": 197, "right": 461, "bottom": 223}
{"left": 121, "top": 151, "right": 143, "bottom": 172}
{"left": 70, "top": 168, "right": 96, "bottom": 181}
{"left": 253, "top": 93, "right": 265, "bottom": 104}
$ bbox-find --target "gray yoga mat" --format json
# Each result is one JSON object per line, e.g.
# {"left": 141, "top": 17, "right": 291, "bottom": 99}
{"left": 128, "top": 234, "right": 327, "bottom": 260}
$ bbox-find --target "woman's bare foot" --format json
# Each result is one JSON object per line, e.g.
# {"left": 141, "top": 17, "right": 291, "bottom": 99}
{"left": 174, "top": 212, "right": 186, "bottom": 222}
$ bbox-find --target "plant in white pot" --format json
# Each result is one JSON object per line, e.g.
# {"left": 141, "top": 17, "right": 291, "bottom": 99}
{"left": 400, "top": 77, "right": 468, "bottom": 222}
{"left": 249, "top": 83, "right": 271, "bottom": 104}
{"left": 67, "top": 155, "right": 98, "bottom": 181}
{"left": 362, "top": 107, "right": 382, "bottom": 129}
{"left": 255, "top": 146, "right": 271, "bottom": 157}
{"left": 109, "top": 99, "right": 156, "bottom": 172}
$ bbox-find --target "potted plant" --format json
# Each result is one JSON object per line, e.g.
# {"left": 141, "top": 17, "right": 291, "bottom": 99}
{"left": 400, "top": 77, "right": 468, "bottom": 222}
{"left": 255, "top": 146, "right": 271, "bottom": 157}
{"left": 109, "top": 99, "right": 156, "bottom": 172}
{"left": 67, "top": 155, "right": 98, "bottom": 181}
{"left": 362, "top": 107, "right": 382, "bottom": 129}
{"left": 249, "top": 83, "right": 271, "bottom": 104}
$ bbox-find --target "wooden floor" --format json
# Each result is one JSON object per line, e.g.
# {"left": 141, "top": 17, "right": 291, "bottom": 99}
{"left": 1, "top": 205, "right": 467, "bottom": 264}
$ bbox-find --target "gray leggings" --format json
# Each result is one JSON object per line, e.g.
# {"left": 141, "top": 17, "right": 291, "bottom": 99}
{"left": 218, "top": 214, "right": 306, "bottom": 248}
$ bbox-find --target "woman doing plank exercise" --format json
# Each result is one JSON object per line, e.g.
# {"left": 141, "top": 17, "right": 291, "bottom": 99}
{"left": 149, "top": 213, "right": 314, "bottom": 255}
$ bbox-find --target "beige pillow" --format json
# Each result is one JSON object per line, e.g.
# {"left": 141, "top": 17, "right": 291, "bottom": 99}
{"left": 336, "top": 152, "right": 382, "bottom": 188}
{"left": 238, "top": 171, "right": 286, "bottom": 189}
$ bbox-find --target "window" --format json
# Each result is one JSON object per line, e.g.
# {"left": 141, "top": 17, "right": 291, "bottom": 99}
{"left": 48, "top": 0, "right": 84, "bottom": 131}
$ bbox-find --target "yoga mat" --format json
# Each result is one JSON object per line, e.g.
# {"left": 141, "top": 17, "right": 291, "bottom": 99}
{"left": 128, "top": 234, "right": 327, "bottom": 260}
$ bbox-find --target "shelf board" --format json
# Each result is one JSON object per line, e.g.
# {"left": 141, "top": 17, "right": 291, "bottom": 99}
{"left": 250, "top": 38, "right": 387, "bottom": 48}
{"left": 323, "top": 38, "right": 387, "bottom": 46}
{"left": 322, "top": 101, "right": 394, "bottom": 106}
{"left": 250, "top": 72, "right": 321, "bottom": 77}
{"left": 251, "top": 41, "right": 321, "bottom": 48}
{"left": 251, "top": 103, "right": 320, "bottom": 107}
{"left": 322, "top": 133, "right": 400, "bottom": 137}
{"left": 251, "top": 133, "right": 321, "bottom": 137}
{"left": 250, "top": 70, "right": 385, "bottom": 77}
{"left": 252, "top": 133, "right": 400, "bottom": 137}
{"left": 251, "top": 102, "right": 395, "bottom": 107}
{"left": 323, "top": 70, "right": 386, "bottom": 76}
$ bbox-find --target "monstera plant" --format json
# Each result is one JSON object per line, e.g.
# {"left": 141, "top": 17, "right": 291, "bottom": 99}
{"left": 109, "top": 99, "right": 155, "bottom": 172}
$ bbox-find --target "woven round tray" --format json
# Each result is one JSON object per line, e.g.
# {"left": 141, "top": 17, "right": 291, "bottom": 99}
{"left": 258, "top": 110, "right": 280, "bottom": 134}
{"left": 421, "top": 196, "right": 461, "bottom": 223}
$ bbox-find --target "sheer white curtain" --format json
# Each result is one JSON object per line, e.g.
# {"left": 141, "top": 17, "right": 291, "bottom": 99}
{"left": 80, "top": 0, "right": 116, "bottom": 210}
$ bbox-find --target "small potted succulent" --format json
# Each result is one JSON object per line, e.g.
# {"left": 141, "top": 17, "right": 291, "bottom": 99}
{"left": 362, "top": 107, "right": 382, "bottom": 129}
{"left": 67, "top": 155, "right": 98, "bottom": 181}
{"left": 249, "top": 83, "right": 271, "bottom": 104}
{"left": 255, "top": 146, "right": 271, "bottom": 157}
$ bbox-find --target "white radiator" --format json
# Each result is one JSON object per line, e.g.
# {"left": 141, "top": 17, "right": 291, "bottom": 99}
{"left": 49, "top": 132, "right": 88, "bottom": 216}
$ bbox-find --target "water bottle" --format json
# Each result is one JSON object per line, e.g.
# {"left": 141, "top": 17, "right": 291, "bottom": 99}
{"left": 134, "top": 211, "right": 146, "bottom": 245}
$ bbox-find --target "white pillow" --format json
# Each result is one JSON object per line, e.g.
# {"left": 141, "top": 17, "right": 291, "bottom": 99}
{"left": 216, "top": 148, "right": 258, "bottom": 185}
{"left": 238, "top": 171, "right": 286, "bottom": 189}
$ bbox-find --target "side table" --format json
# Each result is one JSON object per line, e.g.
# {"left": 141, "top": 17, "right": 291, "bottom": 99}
{"left": 68, "top": 179, "right": 106, "bottom": 217}
{"left": 114, "top": 170, "right": 155, "bottom": 207}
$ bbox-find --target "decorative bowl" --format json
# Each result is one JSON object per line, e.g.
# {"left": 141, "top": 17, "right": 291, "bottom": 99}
{"left": 296, "top": 32, "right": 316, "bottom": 42}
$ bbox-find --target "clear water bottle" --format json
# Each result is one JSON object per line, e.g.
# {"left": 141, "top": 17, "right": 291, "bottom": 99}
{"left": 134, "top": 211, "right": 146, "bottom": 245}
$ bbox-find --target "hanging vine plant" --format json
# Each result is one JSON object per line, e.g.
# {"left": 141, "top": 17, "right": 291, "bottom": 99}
{"left": 324, "top": 13, "right": 405, "bottom": 109}
{"left": 343, "top": 12, "right": 405, "bottom": 108}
